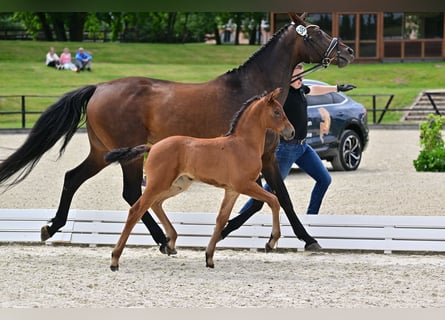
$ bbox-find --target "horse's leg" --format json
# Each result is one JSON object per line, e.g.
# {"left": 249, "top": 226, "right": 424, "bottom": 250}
{"left": 41, "top": 152, "right": 105, "bottom": 240}
{"left": 120, "top": 160, "right": 169, "bottom": 250}
{"left": 261, "top": 156, "right": 321, "bottom": 250}
{"left": 205, "top": 189, "right": 239, "bottom": 268}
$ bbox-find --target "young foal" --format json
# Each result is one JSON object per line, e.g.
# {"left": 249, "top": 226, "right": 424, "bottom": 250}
{"left": 105, "top": 88, "right": 295, "bottom": 270}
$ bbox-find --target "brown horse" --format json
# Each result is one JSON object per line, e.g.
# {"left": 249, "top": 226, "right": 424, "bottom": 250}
{"left": 0, "top": 13, "right": 354, "bottom": 252}
{"left": 105, "top": 88, "right": 294, "bottom": 269}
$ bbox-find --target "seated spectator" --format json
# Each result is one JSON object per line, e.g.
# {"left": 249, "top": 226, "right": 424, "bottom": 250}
{"left": 45, "top": 47, "right": 61, "bottom": 69}
{"left": 74, "top": 47, "right": 92, "bottom": 72}
{"left": 59, "top": 48, "right": 78, "bottom": 72}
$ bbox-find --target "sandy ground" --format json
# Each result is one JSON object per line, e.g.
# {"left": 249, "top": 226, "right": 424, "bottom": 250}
{"left": 1, "top": 128, "right": 445, "bottom": 308}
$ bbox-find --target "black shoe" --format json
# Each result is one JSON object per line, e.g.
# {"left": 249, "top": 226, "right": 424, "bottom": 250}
{"left": 87, "top": 67, "right": 91, "bottom": 72}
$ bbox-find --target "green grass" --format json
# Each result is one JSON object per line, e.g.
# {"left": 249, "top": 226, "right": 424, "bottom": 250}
{"left": 1, "top": 40, "right": 445, "bottom": 127}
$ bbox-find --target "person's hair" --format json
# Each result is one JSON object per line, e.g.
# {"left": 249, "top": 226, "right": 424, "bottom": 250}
{"left": 295, "top": 63, "right": 304, "bottom": 70}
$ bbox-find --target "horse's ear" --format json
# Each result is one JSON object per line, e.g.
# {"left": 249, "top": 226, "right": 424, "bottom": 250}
{"left": 288, "top": 12, "right": 307, "bottom": 24}
{"left": 288, "top": 12, "right": 298, "bottom": 23}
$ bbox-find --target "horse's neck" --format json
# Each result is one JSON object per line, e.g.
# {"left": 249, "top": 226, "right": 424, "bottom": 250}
{"left": 221, "top": 26, "right": 299, "bottom": 105}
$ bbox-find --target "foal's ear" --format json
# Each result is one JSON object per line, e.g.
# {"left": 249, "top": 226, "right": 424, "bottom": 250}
{"left": 268, "top": 87, "right": 282, "bottom": 102}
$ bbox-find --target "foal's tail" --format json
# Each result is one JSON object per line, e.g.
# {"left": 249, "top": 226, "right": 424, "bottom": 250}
{"left": 104, "top": 144, "right": 150, "bottom": 164}
{"left": 0, "top": 85, "right": 97, "bottom": 188}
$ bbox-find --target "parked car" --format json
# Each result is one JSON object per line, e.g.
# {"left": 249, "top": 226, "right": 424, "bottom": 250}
{"left": 304, "top": 79, "right": 369, "bottom": 171}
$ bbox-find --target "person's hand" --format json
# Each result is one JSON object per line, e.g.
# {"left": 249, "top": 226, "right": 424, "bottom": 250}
{"left": 337, "top": 84, "right": 356, "bottom": 92}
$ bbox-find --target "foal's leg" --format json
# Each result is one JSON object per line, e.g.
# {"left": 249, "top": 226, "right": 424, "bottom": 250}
{"left": 238, "top": 181, "right": 282, "bottom": 251}
{"left": 110, "top": 188, "right": 157, "bottom": 271}
{"left": 151, "top": 200, "right": 177, "bottom": 255}
{"left": 205, "top": 189, "right": 240, "bottom": 268}
{"left": 120, "top": 160, "right": 169, "bottom": 250}
{"left": 220, "top": 176, "right": 264, "bottom": 239}
{"left": 150, "top": 176, "right": 194, "bottom": 255}
{"left": 41, "top": 152, "right": 105, "bottom": 240}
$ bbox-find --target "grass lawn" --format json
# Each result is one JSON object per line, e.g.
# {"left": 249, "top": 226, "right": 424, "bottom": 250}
{"left": 1, "top": 40, "right": 445, "bottom": 127}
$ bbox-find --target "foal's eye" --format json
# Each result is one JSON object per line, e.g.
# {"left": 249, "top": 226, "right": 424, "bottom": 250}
{"left": 274, "top": 110, "right": 281, "bottom": 116}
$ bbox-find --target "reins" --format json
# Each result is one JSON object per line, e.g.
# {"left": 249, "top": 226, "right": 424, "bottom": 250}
{"left": 290, "top": 23, "right": 340, "bottom": 83}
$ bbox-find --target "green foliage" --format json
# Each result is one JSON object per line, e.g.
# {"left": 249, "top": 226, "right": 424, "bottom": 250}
{"left": 413, "top": 114, "right": 445, "bottom": 172}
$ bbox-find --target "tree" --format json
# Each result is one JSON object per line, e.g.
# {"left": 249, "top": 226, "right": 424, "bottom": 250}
{"left": 11, "top": 12, "right": 87, "bottom": 41}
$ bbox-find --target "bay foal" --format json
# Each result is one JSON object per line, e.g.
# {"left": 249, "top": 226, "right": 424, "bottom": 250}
{"left": 105, "top": 88, "right": 295, "bottom": 270}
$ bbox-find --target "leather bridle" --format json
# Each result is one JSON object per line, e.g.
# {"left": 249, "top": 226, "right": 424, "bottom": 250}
{"left": 290, "top": 23, "right": 340, "bottom": 84}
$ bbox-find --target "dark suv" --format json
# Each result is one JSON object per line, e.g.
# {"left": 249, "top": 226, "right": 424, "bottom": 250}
{"left": 304, "top": 79, "right": 369, "bottom": 171}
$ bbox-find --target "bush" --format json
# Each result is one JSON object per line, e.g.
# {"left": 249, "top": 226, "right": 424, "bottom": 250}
{"left": 413, "top": 114, "right": 445, "bottom": 172}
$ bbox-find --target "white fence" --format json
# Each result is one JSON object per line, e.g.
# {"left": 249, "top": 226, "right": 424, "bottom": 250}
{"left": 1, "top": 209, "right": 445, "bottom": 253}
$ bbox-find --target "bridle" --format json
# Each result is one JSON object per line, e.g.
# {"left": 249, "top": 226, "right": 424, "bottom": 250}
{"left": 290, "top": 23, "right": 340, "bottom": 84}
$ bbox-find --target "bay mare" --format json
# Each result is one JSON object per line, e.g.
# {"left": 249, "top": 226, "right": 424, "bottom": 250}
{"left": 105, "top": 88, "right": 295, "bottom": 269}
{"left": 0, "top": 13, "right": 354, "bottom": 253}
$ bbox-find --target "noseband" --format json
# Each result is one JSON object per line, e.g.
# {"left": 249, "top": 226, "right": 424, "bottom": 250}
{"left": 290, "top": 23, "right": 340, "bottom": 84}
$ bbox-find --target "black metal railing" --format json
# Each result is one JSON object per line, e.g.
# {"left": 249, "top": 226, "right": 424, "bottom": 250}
{"left": 1, "top": 93, "right": 444, "bottom": 129}
{"left": 0, "top": 95, "right": 59, "bottom": 129}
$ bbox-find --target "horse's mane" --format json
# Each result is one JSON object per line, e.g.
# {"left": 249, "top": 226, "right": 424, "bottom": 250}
{"left": 224, "top": 23, "right": 293, "bottom": 75}
{"left": 224, "top": 91, "right": 268, "bottom": 136}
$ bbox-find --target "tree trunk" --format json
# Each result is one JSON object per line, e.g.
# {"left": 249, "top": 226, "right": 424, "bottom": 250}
{"left": 50, "top": 14, "right": 67, "bottom": 41}
{"left": 213, "top": 23, "right": 221, "bottom": 45}
{"left": 36, "top": 13, "right": 53, "bottom": 41}
{"left": 68, "top": 13, "right": 87, "bottom": 42}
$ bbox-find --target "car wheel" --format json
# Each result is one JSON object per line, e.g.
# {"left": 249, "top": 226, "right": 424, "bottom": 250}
{"left": 330, "top": 129, "right": 362, "bottom": 171}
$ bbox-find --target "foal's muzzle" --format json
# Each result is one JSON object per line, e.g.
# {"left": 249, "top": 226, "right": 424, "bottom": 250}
{"left": 281, "top": 125, "right": 295, "bottom": 141}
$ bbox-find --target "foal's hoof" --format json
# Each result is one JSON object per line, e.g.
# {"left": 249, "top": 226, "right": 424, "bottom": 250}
{"left": 110, "top": 265, "right": 119, "bottom": 272}
{"left": 205, "top": 253, "right": 214, "bottom": 268}
{"left": 265, "top": 242, "right": 275, "bottom": 253}
{"left": 305, "top": 241, "right": 322, "bottom": 251}
{"left": 159, "top": 243, "right": 177, "bottom": 256}
{"left": 40, "top": 225, "right": 51, "bottom": 241}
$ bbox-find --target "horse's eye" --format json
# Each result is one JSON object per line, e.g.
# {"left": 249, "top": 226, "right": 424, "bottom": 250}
{"left": 274, "top": 110, "right": 281, "bottom": 116}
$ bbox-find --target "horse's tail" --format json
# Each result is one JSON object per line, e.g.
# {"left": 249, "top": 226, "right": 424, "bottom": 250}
{"left": 0, "top": 85, "right": 97, "bottom": 188}
{"left": 104, "top": 144, "right": 150, "bottom": 164}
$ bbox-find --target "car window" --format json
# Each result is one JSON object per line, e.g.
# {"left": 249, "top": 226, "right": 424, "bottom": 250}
{"left": 307, "top": 92, "right": 346, "bottom": 106}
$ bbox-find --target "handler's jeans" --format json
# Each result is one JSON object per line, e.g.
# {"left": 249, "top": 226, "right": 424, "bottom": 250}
{"left": 239, "top": 141, "right": 331, "bottom": 215}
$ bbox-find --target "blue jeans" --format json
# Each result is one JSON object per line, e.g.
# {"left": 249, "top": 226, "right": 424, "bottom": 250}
{"left": 239, "top": 142, "right": 331, "bottom": 215}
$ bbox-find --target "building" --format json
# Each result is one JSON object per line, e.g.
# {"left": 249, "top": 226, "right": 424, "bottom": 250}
{"left": 271, "top": 12, "right": 445, "bottom": 62}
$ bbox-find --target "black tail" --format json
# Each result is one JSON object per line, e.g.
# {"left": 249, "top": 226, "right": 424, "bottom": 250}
{"left": 104, "top": 144, "right": 149, "bottom": 164}
{"left": 0, "top": 85, "right": 97, "bottom": 188}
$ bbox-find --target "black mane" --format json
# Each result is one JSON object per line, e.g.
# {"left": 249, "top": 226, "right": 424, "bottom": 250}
{"left": 224, "top": 91, "right": 268, "bottom": 136}
{"left": 224, "top": 23, "right": 293, "bottom": 75}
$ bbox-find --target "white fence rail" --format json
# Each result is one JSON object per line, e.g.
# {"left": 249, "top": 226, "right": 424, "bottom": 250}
{"left": 1, "top": 209, "right": 445, "bottom": 253}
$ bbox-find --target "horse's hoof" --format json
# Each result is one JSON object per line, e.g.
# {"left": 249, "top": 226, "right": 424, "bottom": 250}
{"left": 305, "top": 241, "right": 322, "bottom": 251}
{"left": 265, "top": 242, "right": 274, "bottom": 253}
{"left": 110, "top": 265, "right": 119, "bottom": 272}
{"left": 40, "top": 225, "right": 51, "bottom": 241}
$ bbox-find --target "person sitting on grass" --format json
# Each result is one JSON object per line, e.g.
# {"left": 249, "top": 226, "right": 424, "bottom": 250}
{"left": 45, "top": 47, "right": 61, "bottom": 69}
{"left": 59, "top": 48, "right": 78, "bottom": 72}
{"left": 74, "top": 47, "right": 92, "bottom": 72}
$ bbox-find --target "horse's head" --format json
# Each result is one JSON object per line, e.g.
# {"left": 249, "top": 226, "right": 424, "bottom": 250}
{"left": 289, "top": 12, "right": 354, "bottom": 68}
{"left": 264, "top": 88, "right": 295, "bottom": 141}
